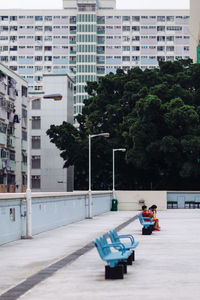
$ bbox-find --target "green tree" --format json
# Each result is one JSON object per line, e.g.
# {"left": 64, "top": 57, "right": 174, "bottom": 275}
{"left": 47, "top": 59, "right": 200, "bottom": 190}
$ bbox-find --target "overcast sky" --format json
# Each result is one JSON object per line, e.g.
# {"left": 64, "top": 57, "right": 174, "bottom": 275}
{"left": 0, "top": 0, "right": 189, "bottom": 10}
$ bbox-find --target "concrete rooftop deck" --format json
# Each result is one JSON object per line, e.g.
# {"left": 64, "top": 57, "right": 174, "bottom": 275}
{"left": 0, "top": 210, "right": 200, "bottom": 300}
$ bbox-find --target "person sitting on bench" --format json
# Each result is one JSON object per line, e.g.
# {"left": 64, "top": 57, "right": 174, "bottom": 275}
{"left": 148, "top": 205, "right": 160, "bottom": 231}
{"left": 142, "top": 205, "right": 150, "bottom": 220}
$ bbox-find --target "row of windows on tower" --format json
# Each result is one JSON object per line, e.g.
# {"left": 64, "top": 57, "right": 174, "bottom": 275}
{"left": 0, "top": 15, "right": 189, "bottom": 23}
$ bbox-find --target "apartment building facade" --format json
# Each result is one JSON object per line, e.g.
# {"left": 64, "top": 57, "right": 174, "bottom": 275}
{"left": 0, "top": 0, "right": 190, "bottom": 117}
{"left": 30, "top": 74, "right": 74, "bottom": 192}
{"left": 0, "top": 62, "right": 28, "bottom": 192}
{"left": 190, "top": 0, "right": 200, "bottom": 63}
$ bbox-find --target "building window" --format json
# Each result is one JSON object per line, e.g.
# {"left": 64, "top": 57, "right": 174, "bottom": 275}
{"left": 31, "top": 155, "right": 41, "bottom": 169}
{"left": 157, "top": 16, "right": 165, "bottom": 22}
{"left": 132, "top": 16, "right": 140, "bottom": 22}
{"left": 32, "top": 116, "right": 41, "bottom": 129}
{"left": 167, "top": 16, "right": 174, "bottom": 22}
{"left": 157, "top": 26, "right": 165, "bottom": 32}
{"left": 22, "top": 151, "right": 27, "bottom": 164}
{"left": 31, "top": 175, "right": 40, "bottom": 189}
{"left": 32, "top": 99, "right": 41, "bottom": 110}
{"left": 166, "top": 46, "right": 174, "bottom": 52}
{"left": 22, "top": 130, "right": 27, "bottom": 141}
{"left": 35, "top": 36, "right": 43, "bottom": 42}
{"left": 122, "top": 16, "right": 130, "bottom": 22}
{"left": 32, "top": 136, "right": 41, "bottom": 149}
{"left": 35, "top": 16, "right": 43, "bottom": 21}
{"left": 10, "top": 16, "right": 17, "bottom": 21}
{"left": 10, "top": 208, "right": 15, "bottom": 221}
{"left": 45, "top": 16, "right": 52, "bottom": 21}
{"left": 35, "top": 56, "right": 43, "bottom": 61}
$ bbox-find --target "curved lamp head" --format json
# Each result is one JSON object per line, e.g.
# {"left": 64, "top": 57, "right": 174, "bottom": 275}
{"left": 90, "top": 132, "right": 110, "bottom": 138}
{"left": 113, "top": 148, "right": 126, "bottom": 152}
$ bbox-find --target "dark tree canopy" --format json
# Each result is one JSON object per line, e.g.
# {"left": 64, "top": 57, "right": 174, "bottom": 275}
{"left": 47, "top": 59, "right": 200, "bottom": 190}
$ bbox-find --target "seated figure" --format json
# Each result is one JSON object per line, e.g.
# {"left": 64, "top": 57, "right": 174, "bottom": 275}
{"left": 148, "top": 205, "right": 160, "bottom": 231}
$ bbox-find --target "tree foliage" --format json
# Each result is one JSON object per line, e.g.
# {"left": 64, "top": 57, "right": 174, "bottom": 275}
{"left": 47, "top": 59, "right": 200, "bottom": 190}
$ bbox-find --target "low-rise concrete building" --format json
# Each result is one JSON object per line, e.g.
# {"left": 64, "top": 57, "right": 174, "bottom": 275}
{"left": 29, "top": 73, "right": 74, "bottom": 192}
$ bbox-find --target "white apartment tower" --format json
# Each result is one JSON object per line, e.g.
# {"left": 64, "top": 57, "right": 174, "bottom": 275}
{"left": 0, "top": 0, "right": 190, "bottom": 117}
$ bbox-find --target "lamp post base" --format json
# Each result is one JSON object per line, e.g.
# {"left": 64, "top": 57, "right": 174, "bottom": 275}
{"left": 21, "top": 235, "right": 33, "bottom": 239}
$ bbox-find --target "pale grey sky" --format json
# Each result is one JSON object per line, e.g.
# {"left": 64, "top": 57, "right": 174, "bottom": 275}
{"left": 0, "top": 0, "right": 189, "bottom": 10}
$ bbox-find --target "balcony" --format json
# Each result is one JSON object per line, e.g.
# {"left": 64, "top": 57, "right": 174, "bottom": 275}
{"left": 53, "top": 67, "right": 67, "bottom": 74}
{"left": 97, "top": 39, "right": 105, "bottom": 45}
{"left": 7, "top": 136, "right": 16, "bottom": 148}
{"left": 0, "top": 133, "right": 7, "bottom": 146}
{"left": 97, "top": 69, "right": 105, "bottom": 74}
{"left": 22, "top": 96, "right": 27, "bottom": 106}
{"left": 97, "top": 30, "right": 105, "bottom": 34}
{"left": 106, "top": 58, "right": 122, "bottom": 65}
{"left": 8, "top": 87, "right": 16, "bottom": 100}
{"left": 97, "top": 20, "right": 105, "bottom": 24}
{"left": 141, "top": 58, "right": 157, "bottom": 65}
{"left": 0, "top": 82, "right": 6, "bottom": 95}
{"left": 0, "top": 184, "right": 7, "bottom": 192}
{"left": 8, "top": 184, "right": 15, "bottom": 192}
{"left": 22, "top": 140, "right": 27, "bottom": 151}
{"left": 18, "top": 58, "right": 34, "bottom": 65}
{"left": 21, "top": 185, "right": 27, "bottom": 192}
{"left": 53, "top": 48, "right": 68, "bottom": 55}
{"left": 97, "top": 60, "right": 105, "bottom": 64}
{"left": 10, "top": 161, "right": 16, "bottom": 172}
{"left": 19, "top": 68, "right": 34, "bottom": 75}
{"left": 21, "top": 162, "right": 27, "bottom": 173}
{"left": 53, "top": 58, "right": 68, "bottom": 64}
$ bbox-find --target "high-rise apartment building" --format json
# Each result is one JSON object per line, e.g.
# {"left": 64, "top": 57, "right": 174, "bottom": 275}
{"left": 0, "top": 62, "right": 28, "bottom": 192}
{"left": 0, "top": 0, "right": 190, "bottom": 117}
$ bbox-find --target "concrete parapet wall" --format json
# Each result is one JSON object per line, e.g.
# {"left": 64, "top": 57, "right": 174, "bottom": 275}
{"left": 0, "top": 191, "right": 112, "bottom": 246}
{"left": 115, "top": 191, "right": 167, "bottom": 211}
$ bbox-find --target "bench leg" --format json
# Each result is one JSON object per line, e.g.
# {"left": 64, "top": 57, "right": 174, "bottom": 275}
{"left": 142, "top": 227, "right": 152, "bottom": 235}
{"left": 150, "top": 225, "right": 154, "bottom": 231}
{"left": 118, "top": 261, "right": 127, "bottom": 274}
{"left": 105, "top": 265, "right": 124, "bottom": 279}
{"left": 132, "top": 250, "right": 135, "bottom": 261}
{"left": 127, "top": 253, "right": 133, "bottom": 265}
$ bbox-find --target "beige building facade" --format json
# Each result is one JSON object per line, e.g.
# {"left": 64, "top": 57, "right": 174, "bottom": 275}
{"left": 190, "top": 0, "right": 200, "bottom": 62}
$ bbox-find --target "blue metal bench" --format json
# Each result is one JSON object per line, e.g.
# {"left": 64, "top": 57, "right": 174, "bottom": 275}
{"left": 108, "top": 229, "right": 139, "bottom": 261}
{"left": 138, "top": 213, "right": 155, "bottom": 235}
{"left": 94, "top": 235, "right": 133, "bottom": 279}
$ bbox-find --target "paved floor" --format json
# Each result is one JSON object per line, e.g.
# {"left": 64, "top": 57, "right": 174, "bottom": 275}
{"left": 1, "top": 210, "right": 200, "bottom": 300}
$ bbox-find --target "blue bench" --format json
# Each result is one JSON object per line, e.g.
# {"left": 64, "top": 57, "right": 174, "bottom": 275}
{"left": 94, "top": 235, "right": 133, "bottom": 279}
{"left": 108, "top": 229, "right": 139, "bottom": 261}
{"left": 138, "top": 213, "right": 155, "bottom": 235}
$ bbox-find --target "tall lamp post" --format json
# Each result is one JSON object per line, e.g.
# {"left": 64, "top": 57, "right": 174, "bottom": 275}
{"left": 25, "top": 93, "right": 62, "bottom": 239}
{"left": 113, "top": 148, "right": 126, "bottom": 197}
{"left": 88, "top": 132, "right": 110, "bottom": 219}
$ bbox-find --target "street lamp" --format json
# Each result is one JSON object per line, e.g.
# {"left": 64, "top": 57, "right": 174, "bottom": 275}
{"left": 113, "top": 148, "right": 126, "bottom": 197}
{"left": 88, "top": 132, "right": 110, "bottom": 219}
{"left": 25, "top": 93, "right": 62, "bottom": 239}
